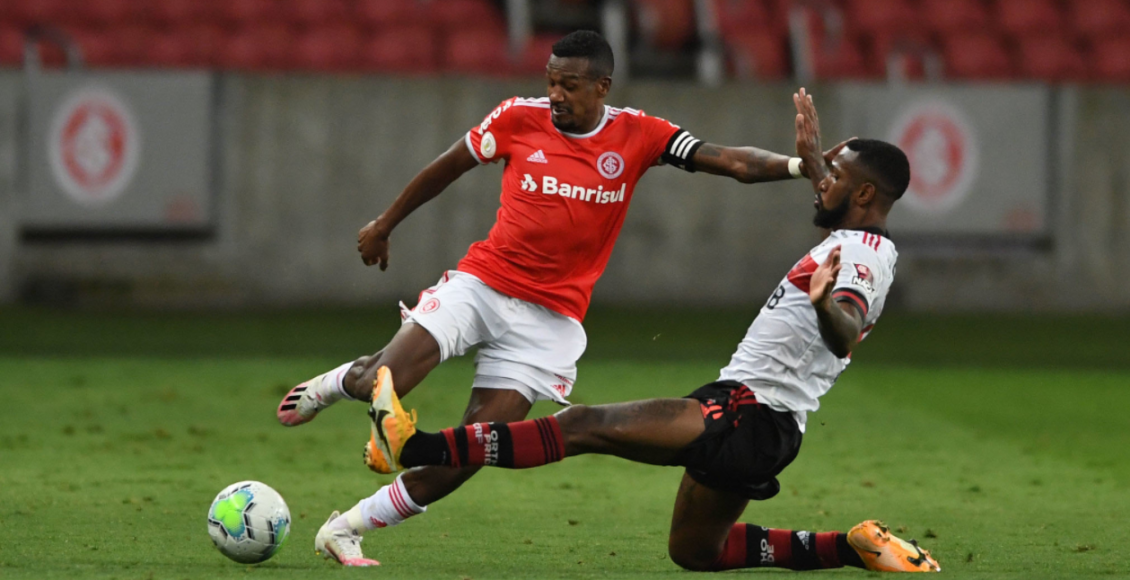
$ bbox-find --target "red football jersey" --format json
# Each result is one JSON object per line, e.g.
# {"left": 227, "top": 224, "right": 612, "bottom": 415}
{"left": 458, "top": 97, "right": 698, "bottom": 321}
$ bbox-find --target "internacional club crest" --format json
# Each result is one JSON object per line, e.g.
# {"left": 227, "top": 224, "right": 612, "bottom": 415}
{"left": 48, "top": 86, "right": 141, "bottom": 206}
{"left": 596, "top": 151, "right": 624, "bottom": 179}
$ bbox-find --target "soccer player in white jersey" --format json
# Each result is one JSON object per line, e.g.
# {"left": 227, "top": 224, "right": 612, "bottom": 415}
{"left": 361, "top": 93, "right": 941, "bottom": 573}
{"left": 273, "top": 31, "right": 835, "bottom": 566}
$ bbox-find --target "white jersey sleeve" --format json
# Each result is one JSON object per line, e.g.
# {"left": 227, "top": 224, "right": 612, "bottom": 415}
{"left": 831, "top": 237, "right": 887, "bottom": 323}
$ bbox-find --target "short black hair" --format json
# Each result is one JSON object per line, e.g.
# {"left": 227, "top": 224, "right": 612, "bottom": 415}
{"left": 846, "top": 139, "right": 910, "bottom": 201}
{"left": 551, "top": 30, "right": 615, "bottom": 78}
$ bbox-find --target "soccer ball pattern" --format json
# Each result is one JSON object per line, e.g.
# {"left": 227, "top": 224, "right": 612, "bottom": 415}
{"left": 207, "top": 481, "right": 290, "bottom": 564}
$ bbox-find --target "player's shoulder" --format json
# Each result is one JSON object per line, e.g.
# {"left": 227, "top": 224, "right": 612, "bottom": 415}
{"left": 607, "top": 105, "right": 679, "bottom": 129}
{"left": 829, "top": 229, "right": 898, "bottom": 262}
{"left": 476, "top": 96, "right": 547, "bottom": 133}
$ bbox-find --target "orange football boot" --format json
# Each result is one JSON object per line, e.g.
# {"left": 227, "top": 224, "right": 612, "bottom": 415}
{"left": 848, "top": 520, "right": 940, "bottom": 572}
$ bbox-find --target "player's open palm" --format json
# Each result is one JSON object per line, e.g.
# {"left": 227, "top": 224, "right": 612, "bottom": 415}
{"left": 358, "top": 220, "right": 390, "bottom": 270}
{"left": 809, "top": 245, "right": 841, "bottom": 307}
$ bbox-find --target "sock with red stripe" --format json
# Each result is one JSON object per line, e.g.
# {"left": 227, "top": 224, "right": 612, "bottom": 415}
{"left": 400, "top": 416, "right": 566, "bottom": 469}
{"left": 335, "top": 474, "right": 426, "bottom": 533}
{"left": 710, "top": 524, "right": 865, "bottom": 571}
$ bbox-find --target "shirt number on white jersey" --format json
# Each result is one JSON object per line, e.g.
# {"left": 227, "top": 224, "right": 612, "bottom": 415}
{"left": 765, "top": 285, "right": 785, "bottom": 310}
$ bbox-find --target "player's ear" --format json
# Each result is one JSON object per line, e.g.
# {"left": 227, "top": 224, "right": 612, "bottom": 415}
{"left": 856, "top": 182, "right": 877, "bottom": 205}
{"left": 596, "top": 76, "right": 612, "bottom": 98}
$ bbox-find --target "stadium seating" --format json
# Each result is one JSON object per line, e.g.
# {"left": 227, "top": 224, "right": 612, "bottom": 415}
{"left": 515, "top": 34, "right": 565, "bottom": 76}
{"left": 1089, "top": 36, "right": 1130, "bottom": 82}
{"left": 443, "top": 27, "right": 511, "bottom": 75}
{"left": 357, "top": 26, "right": 439, "bottom": 74}
{"left": 725, "top": 30, "right": 789, "bottom": 80}
{"left": 632, "top": 0, "right": 698, "bottom": 51}
{"left": 0, "top": 0, "right": 1125, "bottom": 81}
{"left": 1068, "top": 0, "right": 1130, "bottom": 39}
{"left": 1016, "top": 34, "right": 1086, "bottom": 82}
{"left": 920, "top": 0, "right": 991, "bottom": 34}
{"left": 993, "top": 0, "right": 1062, "bottom": 36}
{"left": 942, "top": 32, "right": 1014, "bottom": 79}
{"left": 293, "top": 25, "right": 362, "bottom": 71}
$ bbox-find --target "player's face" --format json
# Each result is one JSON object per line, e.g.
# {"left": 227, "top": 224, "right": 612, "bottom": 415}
{"left": 546, "top": 56, "right": 610, "bottom": 133}
{"left": 812, "top": 150, "right": 857, "bottom": 228}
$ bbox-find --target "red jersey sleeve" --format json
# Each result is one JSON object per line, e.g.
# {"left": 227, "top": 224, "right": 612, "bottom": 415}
{"left": 637, "top": 112, "right": 701, "bottom": 171}
{"left": 465, "top": 97, "right": 521, "bottom": 165}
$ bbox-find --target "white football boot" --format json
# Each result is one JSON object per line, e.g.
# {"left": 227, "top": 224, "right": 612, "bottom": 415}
{"left": 314, "top": 511, "right": 380, "bottom": 567}
{"left": 276, "top": 370, "right": 346, "bottom": 426}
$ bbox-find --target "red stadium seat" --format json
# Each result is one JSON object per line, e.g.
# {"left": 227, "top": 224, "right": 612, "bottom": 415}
{"left": 292, "top": 26, "right": 362, "bottom": 71}
{"left": 354, "top": 0, "right": 425, "bottom": 29}
{"left": 77, "top": 0, "right": 139, "bottom": 26}
{"left": 286, "top": 0, "right": 351, "bottom": 27}
{"left": 181, "top": 23, "right": 225, "bottom": 66}
{"left": 921, "top": 0, "right": 991, "bottom": 34}
{"left": 425, "top": 0, "right": 507, "bottom": 32}
{"left": 219, "top": 25, "right": 292, "bottom": 70}
{"left": 358, "top": 26, "right": 439, "bottom": 74}
{"left": 1016, "top": 34, "right": 1086, "bottom": 82}
{"left": 1069, "top": 0, "right": 1130, "bottom": 39}
{"left": 214, "top": 0, "right": 278, "bottom": 26}
{"left": 942, "top": 32, "right": 1014, "bottom": 79}
{"left": 144, "top": 31, "right": 207, "bottom": 68}
{"left": 443, "top": 28, "right": 511, "bottom": 75}
{"left": 7, "top": 0, "right": 66, "bottom": 26}
{"left": 68, "top": 28, "right": 124, "bottom": 67}
{"left": 870, "top": 31, "right": 936, "bottom": 79}
{"left": 1089, "top": 37, "right": 1130, "bottom": 81}
{"left": 813, "top": 34, "right": 876, "bottom": 79}
{"left": 712, "top": 0, "right": 781, "bottom": 39}
{"left": 515, "top": 33, "right": 564, "bottom": 76}
{"left": 0, "top": 26, "right": 25, "bottom": 66}
{"left": 845, "top": 0, "right": 919, "bottom": 35}
{"left": 142, "top": 0, "right": 206, "bottom": 26}
{"left": 633, "top": 0, "right": 697, "bottom": 50}
{"left": 725, "top": 30, "right": 789, "bottom": 80}
{"left": 994, "top": 0, "right": 1061, "bottom": 36}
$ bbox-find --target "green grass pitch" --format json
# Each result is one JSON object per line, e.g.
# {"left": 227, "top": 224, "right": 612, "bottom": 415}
{"left": 1, "top": 307, "right": 1127, "bottom": 578}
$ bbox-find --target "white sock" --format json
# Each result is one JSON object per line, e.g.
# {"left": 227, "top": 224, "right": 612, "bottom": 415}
{"left": 336, "top": 475, "right": 426, "bottom": 533}
{"left": 311, "top": 361, "right": 356, "bottom": 404}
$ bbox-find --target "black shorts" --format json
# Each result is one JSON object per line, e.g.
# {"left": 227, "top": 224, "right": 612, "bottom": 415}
{"left": 671, "top": 380, "right": 802, "bottom": 501}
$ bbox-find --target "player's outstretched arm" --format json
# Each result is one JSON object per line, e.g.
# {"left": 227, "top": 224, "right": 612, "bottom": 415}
{"left": 689, "top": 143, "right": 799, "bottom": 184}
{"left": 808, "top": 246, "right": 863, "bottom": 358}
{"left": 357, "top": 138, "right": 479, "bottom": 270}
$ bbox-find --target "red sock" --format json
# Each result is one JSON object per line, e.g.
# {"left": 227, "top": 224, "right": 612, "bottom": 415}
{"left": 429, "top": 416, "right": 565, "bottom": 468}
{"left": 710, "top": 524, "right": 864, "bottom": 570}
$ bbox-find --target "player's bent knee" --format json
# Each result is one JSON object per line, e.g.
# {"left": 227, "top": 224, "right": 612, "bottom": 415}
{"left": 554, "top": 405, "right": 607, "bottom": 454}
{"left": 668, "top": 545, "right": 716, "bottom": 572}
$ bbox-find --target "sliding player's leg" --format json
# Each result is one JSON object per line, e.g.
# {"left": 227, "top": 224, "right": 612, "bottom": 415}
{"left": 368, "top": 381, "right": 708, "bottom": 472}
{"left": 667, "top": 473, "right": 869, "bottom": 571}
{"left": 315, "top": 385, "right": 531, "bottom": 566}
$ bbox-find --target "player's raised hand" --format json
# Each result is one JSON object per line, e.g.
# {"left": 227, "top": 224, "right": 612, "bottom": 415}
{"left": 358, "top": 220, "right": 390, "bottom": 270}
{"left": 793, "top": 87, "right": 824, "bottom": 176}
{"left": 809, "top": 246, "right": 842, "bottom": 308}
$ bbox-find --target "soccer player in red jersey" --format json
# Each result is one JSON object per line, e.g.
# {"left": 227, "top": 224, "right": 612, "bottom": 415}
{"left": 278, "top": 31, "right": 821, "bottom": 565}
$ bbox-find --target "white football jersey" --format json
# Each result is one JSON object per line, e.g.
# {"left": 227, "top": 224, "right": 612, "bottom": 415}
{"left": 718, "top": 228, "right": 897, "bottom": 432}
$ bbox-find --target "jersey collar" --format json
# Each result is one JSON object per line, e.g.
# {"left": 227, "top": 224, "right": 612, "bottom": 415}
{"left": 847, "top": 226, "right": 891, "bottom": 240}
{"left": 555, "top": 105, "right": 610, "bottom": 139}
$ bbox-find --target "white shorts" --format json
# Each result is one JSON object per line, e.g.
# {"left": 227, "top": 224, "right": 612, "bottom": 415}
{"left": 400, "top": 270, "right": 586, "bottom": 405}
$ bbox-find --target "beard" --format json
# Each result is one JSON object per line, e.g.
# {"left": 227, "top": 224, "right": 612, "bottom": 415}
{"left": 812, "top": 193, "right": 851, "bottom": 229}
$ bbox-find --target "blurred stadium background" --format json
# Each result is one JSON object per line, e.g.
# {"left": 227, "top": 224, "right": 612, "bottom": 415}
{"left": 2, "top": 1, "right": 1129, "bottom": 578}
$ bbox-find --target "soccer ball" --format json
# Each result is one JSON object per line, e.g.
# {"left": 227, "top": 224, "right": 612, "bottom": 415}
{"left": 207, "top": 481, "right": 291, "bottom": 564}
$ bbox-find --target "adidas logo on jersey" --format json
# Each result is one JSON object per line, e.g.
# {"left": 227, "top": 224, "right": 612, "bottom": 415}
{"left": 526, "top": 150, "right": 548, "bottom": 164}
{"left": 520, "top": 174, "right": 626, "bottom": 204}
